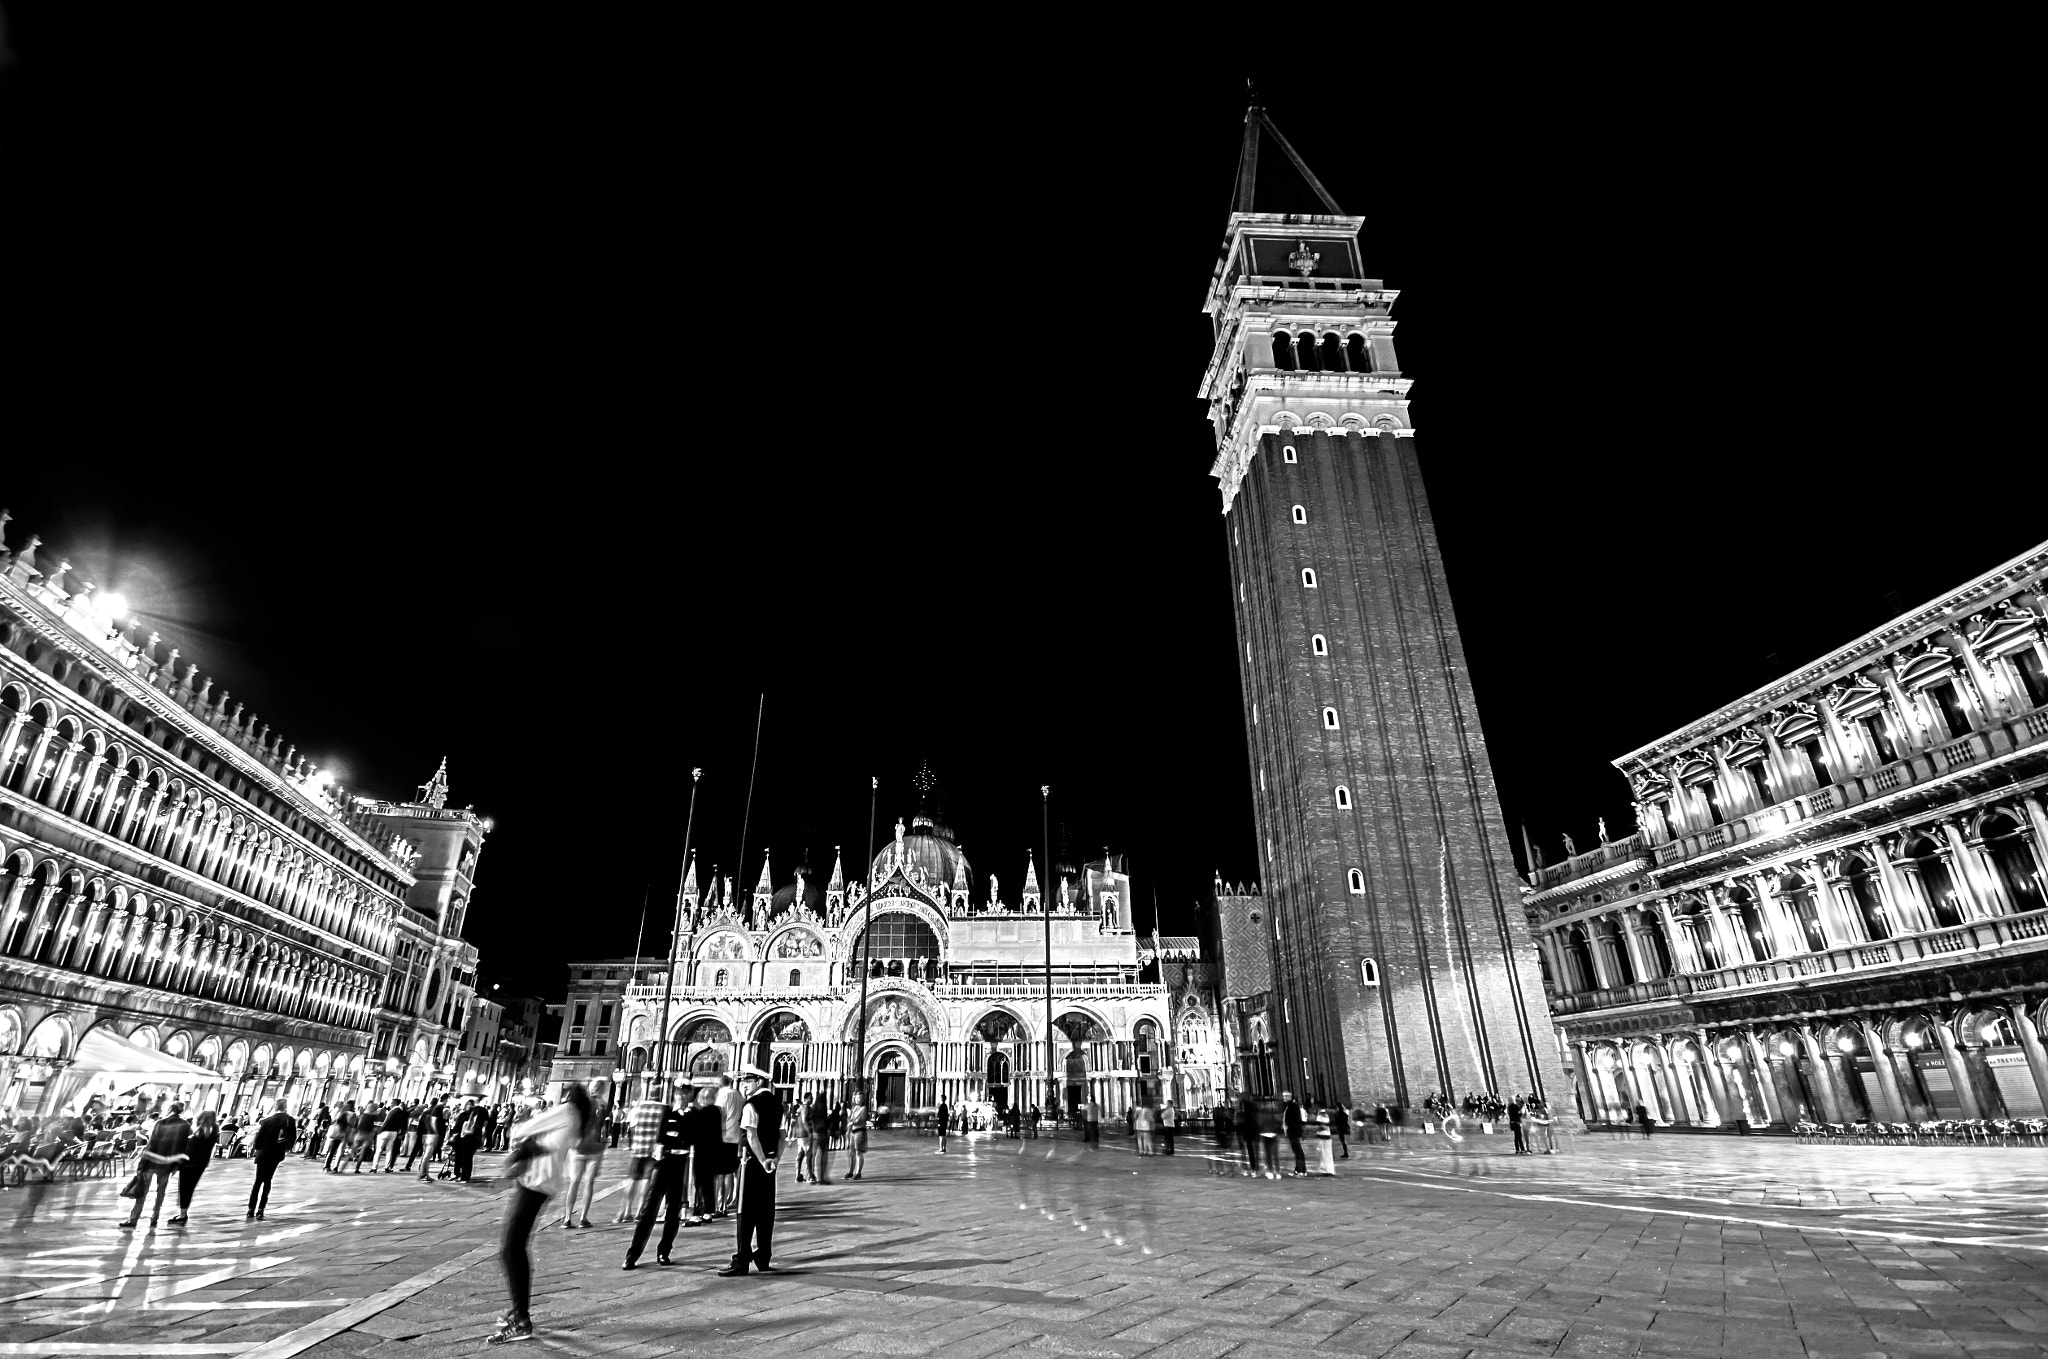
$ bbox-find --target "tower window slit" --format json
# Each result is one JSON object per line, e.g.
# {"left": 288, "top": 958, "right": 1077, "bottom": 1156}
{"left": 1346, "top": 868, "right": 1364, "bottom": 894}
{"left": 1272, "top": 331, "right": 1296, "bottom": 372}
{"left": 1282, "top": 445, "right": 1297, "bottom": 463}
{"left": 1334, "top": 785, "right": 1351, "bottom": 810}
{"left": 1311, "top": 633, "right": 1327, "bottom": 656}
{"left": 1302, "top": 568, "right": 1317, "bottom": 588}
{"left": 1296, "top": 332, "right": 1320, "bottom": 372}
{"left": 1291, "top": 504, "right": 1306, "bottom": 524}
{"left": 1322, "top": 707, "right": 1340, "bottom": 729}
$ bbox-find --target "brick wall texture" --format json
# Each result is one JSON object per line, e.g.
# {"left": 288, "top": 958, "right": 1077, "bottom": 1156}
{"left": 1226, "top": 429, "right": 1565, "bottom": 1109}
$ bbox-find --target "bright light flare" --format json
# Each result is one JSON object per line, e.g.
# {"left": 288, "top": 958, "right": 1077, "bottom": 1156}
{"left": 94, "top": 591, "right": 128, "bottom": 621}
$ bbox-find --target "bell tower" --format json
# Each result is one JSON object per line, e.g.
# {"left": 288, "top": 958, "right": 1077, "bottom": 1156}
{"left": 1200, "top": 94, "right": 1563, "bottom": 1111}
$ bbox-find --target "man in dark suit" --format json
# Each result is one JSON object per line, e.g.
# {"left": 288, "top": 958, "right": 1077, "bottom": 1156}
{"left": 248, "top": 1099, "right": 296, "bottom": 1220}
{"left": 718, "top": 1066, "right": 782, "bottom": 1276}
{"left": 621, "top": 1102, "right": 688, "bottom": 1269}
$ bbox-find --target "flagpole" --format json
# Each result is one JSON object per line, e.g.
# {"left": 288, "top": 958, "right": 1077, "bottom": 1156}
{"left": 1042, "top": 785, "right": 1055, "bottom": 1125}
{"left": 652, "top": 769, "right": 703, "bottom": 1101}
{"left": 852, "top": 776, "right": 879, "bottom": 1108}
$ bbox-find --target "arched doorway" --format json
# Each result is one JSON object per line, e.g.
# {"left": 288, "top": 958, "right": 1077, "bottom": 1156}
{"left": 871, "top": 1046, "right": 911, "bottom": 1117}
{"left": 973, "top": 1011, "right": 1023, "bottom": 1111}
{"left": 1054, "top": 1012, "right": 1107, "bottom": 1115}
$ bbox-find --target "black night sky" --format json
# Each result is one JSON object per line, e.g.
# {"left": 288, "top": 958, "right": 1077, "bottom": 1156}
{"left": 2, "top": 18, "right": 2035, "bottom": 996}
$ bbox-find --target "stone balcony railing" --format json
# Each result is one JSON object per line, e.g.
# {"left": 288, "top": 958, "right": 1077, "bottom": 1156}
{"left": 623, "top": 976, "right": 1157, "bottom": 1004}
{"left": 1549, "top": 906, "right": 2048, "bottom": 1015}
{"left": 1646, "top": 706, "right": 2048, "bottom": 874}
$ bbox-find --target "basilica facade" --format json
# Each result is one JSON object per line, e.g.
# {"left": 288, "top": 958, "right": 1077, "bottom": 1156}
{"left": 613, "top": 806, "right": 1226, "bottom": 1119}
{"left": 1530, "top": 542, "right": 2048, "bottom": 1129}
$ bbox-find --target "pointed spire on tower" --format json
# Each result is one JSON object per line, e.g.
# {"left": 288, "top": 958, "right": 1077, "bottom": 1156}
{"left": 418, "top": 757, "right": 450, "bottom": 810}
{"left": 1022, "top": 851, "right": 1041, "bottom": 899}
{"left": 1229, "top": 82, "right": 1345, "bottom": 217}
{"left": 826, "top": 846, "right": 845, "bottom": 892}
{"left": 754, "top": 849, "right": 774, "bottom": 895}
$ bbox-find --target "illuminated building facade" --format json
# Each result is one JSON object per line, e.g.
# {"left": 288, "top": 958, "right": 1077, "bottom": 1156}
{"left": 1203, "top": 101, "right": 1562, "bottom": 1109}
{"left": 1531, "top": 542, "right": 2048, "bottom": 1128}
{"left": 618, "top": 784, "right": 1225, "bottom": 1118}
{"left": 0, "top": 509, "right": 486, "bottom": 1116}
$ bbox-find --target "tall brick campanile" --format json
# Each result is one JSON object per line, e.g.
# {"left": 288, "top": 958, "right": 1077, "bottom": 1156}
{"left": 1200, "top": 99, "right": 1564, "bottom": 1110}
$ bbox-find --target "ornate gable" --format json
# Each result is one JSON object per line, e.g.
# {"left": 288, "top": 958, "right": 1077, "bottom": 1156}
{"left": 1896, "top": 645, "right": 1959, "bottom": 691}
{"left": 1968, "top": 603, "right": 2045, "bottom": 660}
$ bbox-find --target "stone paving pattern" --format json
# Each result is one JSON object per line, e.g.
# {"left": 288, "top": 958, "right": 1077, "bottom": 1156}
{"left": 4, "top": 1129, "right": 2046, "bottom": 1357}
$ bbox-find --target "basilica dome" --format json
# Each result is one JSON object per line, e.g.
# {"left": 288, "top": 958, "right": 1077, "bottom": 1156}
{"left": 872, "top": 812, "right": 971, "bottom": 891}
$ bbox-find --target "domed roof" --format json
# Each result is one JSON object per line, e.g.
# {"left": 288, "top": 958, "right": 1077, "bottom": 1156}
{"left": 769, "top": 879, "right": 826, "bottom": 917}
{"left": 873, "top": 813, "right": 971, "bottom": 893}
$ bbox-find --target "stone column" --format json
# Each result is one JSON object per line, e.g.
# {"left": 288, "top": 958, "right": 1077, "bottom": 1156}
{"left": 1752, "top": 873, "right": 1808, "bottom": 956}
{"left": 1854, "top": 1021, "right": 1907, "bottom": 1122}
{"left": 1795, "top": 1025, "right": 1846, "bottom": 1123}
{"left": 1569, "top": 1041, "right": 1600, "bottom": 1124}
{"left": 1657, "top": 900, "right": 1701, "bottom": 973}
{"left": 2013, "top": 1007, "right": 2048, "bottom": 1117}
{"left": 1939, "top": 818, "right": 2005, "bottom": 918}
{"left": 1765, "top": 1047, "right": 1807, "bottom": 1126}
{"left": 1648, "top": 1048, "right": 1684, "bottom": 1125}
{"left": 1806, "top": 856, "right": 1859, "bottom": 946}
{"left": 1616, "top": 912, "right": 1654, "bottom": 983}
{"left": 1694, "top": 1034, "right": 1734, "bottom": 1124}
{"left": 1931, "top": 1019, "right": 1983, "bottom": 1119}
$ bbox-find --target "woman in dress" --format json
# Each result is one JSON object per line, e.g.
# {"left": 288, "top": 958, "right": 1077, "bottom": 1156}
{"left": 789, "top": 1097, "right": 813, "bottom": 1183}
{"left": 169, "top": 1109, "right": 220, "bottom": 1225}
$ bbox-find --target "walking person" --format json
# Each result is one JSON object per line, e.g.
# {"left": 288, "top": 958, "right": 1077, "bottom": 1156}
{"left": 1133, "top": 1102, "right": 1153, "bottom": 1155}
{"left": 1238, "top": 1096, "right": 1264, "bottom": 1177}
{"left": 306, "top": 1105, "right": 331, "bottom": 1160}
{"left": 1159, "top": 1101, "right": 1177, "bottom": 1155}
{"left": 324, "top": 1104, "right": 352, "bottom": 1171}
{"left": 616, "top": 1092, "right": 665, "bottom": 1223}
{"left": 1083, "top": 1097, "right": 1101, "bottom": 1146}
{"left": 1312, "top": 1111, "right": 1337, "bottom": 1176}
{"left": 486, "top": 1083, "right": 592, "bottom": 1346}
{"left": 936, "top": 1099, "right": 950, "bottom": 1154}
{"left": 169, "top": 1109, "right": 220, "bottom": 1225}
{"left": 845, "top": 1093, "right": 870, "bottom": 1181}
{"left": 450, "top": 1098, "right": 488, "bottom": 1183}
{"left": 682, "top": 1085, "right": 723, "bottom": 1223}
{"left": 246, "top": 1099, "right": 295, "bottom": 1221}
{"left": 622, "top": 1099, "right": 688, "bottom": 1268}
{"left": 715, "top": 1075, "right": 741, "bottom": 1215}
{"left": 719, "top": 1065, "right": 783, "bottom": 1277}
{"left": 407, "top": 1102, "right": 446, "bottom": 1178}
{"left": 1635, "top": 1102, "right": 1654, "bottom": 1138}
{"left": 118, "top": 1101, "right": 191, "bottom": 1230}
{"left": 559, "top": 1097, "right": 607, "bottom": 1228}
{"left": 375, "top": 1101, "right": 409, "bottom": 1172}
{"left": 1330, "top": 1103, "right": 1350, "bottom": 1159}
{"left": 1508, "top": 1097, "right": 1528, "bottom": 1155}
{"left": 1282, "top": 1093, "right": 1307, "bottom": 1176}
{"left": 791, "top": 1097, "right": 813, "bottom": 1181}
{"left": 810, "top": 1092, "right": 833, "bottom": 1184}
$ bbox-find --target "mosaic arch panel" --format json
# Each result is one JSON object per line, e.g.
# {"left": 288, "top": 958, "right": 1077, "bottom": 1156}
{"left": 770, "top": 929, "right": 825, "bottom": 959}
{"left": 699, "top": 932, "right": 751, "bottom": 961}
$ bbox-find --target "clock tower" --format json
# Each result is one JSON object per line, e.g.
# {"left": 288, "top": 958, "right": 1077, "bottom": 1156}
{"left": 1200, "top": 95, "right": 1563, "bottom": 1110}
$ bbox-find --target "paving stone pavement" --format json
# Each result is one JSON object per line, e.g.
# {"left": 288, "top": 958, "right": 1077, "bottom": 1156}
{"left": 4, "top": 1130, "right": 2047, "bottom": 1358}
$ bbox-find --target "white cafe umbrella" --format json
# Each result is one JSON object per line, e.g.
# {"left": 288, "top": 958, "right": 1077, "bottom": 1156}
{"left": 45, "top": 1029, "right": 223, "bottom": 1115}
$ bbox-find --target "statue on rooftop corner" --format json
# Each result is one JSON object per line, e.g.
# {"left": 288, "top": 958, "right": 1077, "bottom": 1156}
{"left": 1597, "top": 817, "right": 1610, "bottom": 845}
{"left": 1562, "top": 832, "right": 1576, "bottom": 858}
{"left": 5, "top": 533, "right": 43, "bottom": 585}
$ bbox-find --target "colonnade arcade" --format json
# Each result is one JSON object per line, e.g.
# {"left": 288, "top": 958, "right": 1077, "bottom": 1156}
{"left": 1569, "top": 998, "right": 2048, "bottom": 1129}
{"left": 613, "top": 988, "right": 1171, "bottom": 1119}
{"left": 0, "top": 1003, "right": 374, "bottom": 1119}
{"left": 1539, "top": 797, "right": 2048, "bottom": 998}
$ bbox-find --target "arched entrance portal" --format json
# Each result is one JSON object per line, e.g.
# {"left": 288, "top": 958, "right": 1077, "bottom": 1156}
{"left": 1054, "top": 1012, "right": 1108, "bottom": 1115}
{"left": 749, "top": 1011, "right": 809, "bottom": 1101}
{"left": 870, "top": 1045, "right": 912, "bottom": 1118}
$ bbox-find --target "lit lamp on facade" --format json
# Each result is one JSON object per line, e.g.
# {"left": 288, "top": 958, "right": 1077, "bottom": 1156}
{"left": 1777, "top": 1040, "right": 1796, "bottom": 1058}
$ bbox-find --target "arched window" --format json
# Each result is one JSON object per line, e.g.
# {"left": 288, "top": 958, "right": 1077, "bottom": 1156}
{"left": 1302, "top": 568, "right": 1317, "bottom": 588}
{"left": 1319, "top": 334, "right": 1344, "bottom": 371}
{"left": 1323, "top": 707, "right": 1340, "bottom": 729}
{"left": 771, "top": 1052, "right": 797, "bottom": 1088}
{"left": 1346, "top": 868, "right": 1364, "bottom": 894}
{"left": 1335, "top": 785, "right": 1352, "bottom": 810}
{"left": 1842, "top": 857, "right": 1889, "bottom": 939}
{"left": 1346, "top": 334, "right": 1371, "bottom": 373}
{"left": 1271, "top": 331, "right": 1296, "bottom": 372}
{"left": 1296, "top": 331, "right": 1320, "bottom": 372}
{"left": 1360, "top": 958, "right": 1379, "bottom": 986}
{"left": 1311, "top": 634, "right": 1327, "bottom": 656}
{"left": 1282, "top": 444, "right": 1297, "bottom": 463}
{"left": 1981, "top": 813, "right": 2045, "bottom": 914}
{"left": 1905, "top": 834, "right": 1964, "bottom": 927}
{"left": 788, "top": 968, "right": 802, "bottom": 987}
{"left": 714, "top": 968, "right": 729, "bottom": 987}
{"left": 1291, "top": 504, "right": 1307, "bottom": 524}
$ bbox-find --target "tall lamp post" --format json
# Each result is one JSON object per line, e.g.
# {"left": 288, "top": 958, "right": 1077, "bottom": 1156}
{"left": 651, "top": 769, "right": 703, "bottom": 1104}
{"left": 1042, "top": 785, "right": 1056, "bottom": 1124}
{"left": 851, "top": 776, "right": 879, "bottom": 1109}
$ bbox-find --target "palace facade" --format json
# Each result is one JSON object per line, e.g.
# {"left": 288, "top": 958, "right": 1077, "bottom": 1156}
{"left": 0, "top": 508, "right": 488, "bottom": 1117}
{"left": 1529, "top": 542, "right": 2048, "bottom": 1128}
{"left": 617, "top": 801, "right": 1226, "bottom": 1119}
